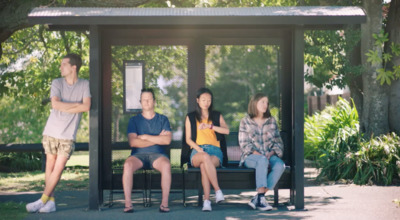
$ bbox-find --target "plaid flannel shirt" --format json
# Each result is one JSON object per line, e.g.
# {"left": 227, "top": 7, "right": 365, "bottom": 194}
{"left": 238, "top": 115, "right": 283, "bottom": 166}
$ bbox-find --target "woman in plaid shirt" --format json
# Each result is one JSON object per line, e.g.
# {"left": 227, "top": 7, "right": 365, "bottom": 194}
{"left": 239, "top": 93, "right": 285, "bottom": 211}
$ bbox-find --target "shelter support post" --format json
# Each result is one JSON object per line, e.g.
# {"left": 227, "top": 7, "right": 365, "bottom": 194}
{"left": 89, "top": 25, "right": 103, "bottom": 210}
{"left": 187, "top": 40, "right": 205, "bottom": 112}
{"left": 292, "top": 25, "right": 305, "bottom": 210}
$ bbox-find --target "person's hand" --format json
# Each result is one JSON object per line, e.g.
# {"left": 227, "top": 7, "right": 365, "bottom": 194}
{"left": 159, "top": 129, "right": 169, "bottom": 136}
{"left": 195, "top": 146, "right": 204, "bottom": 153}
{"left": 198, "top": 123, "right": 209, "bottom": 130}
{"left": 138, "top": 134, "right": 149, "bottom": 140}
{"left": 252, "top": 151, "right": 261, "bottom": 155}
{"left": 265, "top": 151, "right": 275, "bottom": 159}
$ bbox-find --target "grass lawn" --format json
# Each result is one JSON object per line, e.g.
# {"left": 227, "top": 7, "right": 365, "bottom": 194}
{"left": 0, "top": 202, "right": 26, "bottom": 220}
{"left": 0, "top": 149, "right": 183, "bottom": 219}
{"left": 0, "top": 152, "right": 90, "bottom": 220}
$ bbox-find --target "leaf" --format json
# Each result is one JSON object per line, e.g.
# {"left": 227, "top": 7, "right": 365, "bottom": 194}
{"left": 393, "top": 65, "right": 400, "bottom": 79}
{"left": 376, "top": 69, "right": 393, "bottom": 85}
{"left": 365, "top": 50, "right": 382, "bottom": 65}
{"left": 373, "top": 30, "right": 389, "bottom": 46}
{"left": 382, "top": 53, "right": 392, "bottom": 63}
{"left": 390, "top": 42, "right": 400, "bottom": 57}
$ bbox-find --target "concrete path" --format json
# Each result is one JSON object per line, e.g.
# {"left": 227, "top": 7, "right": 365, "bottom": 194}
{"left": 0, "top": 168, "right": 399, "bottom": 220}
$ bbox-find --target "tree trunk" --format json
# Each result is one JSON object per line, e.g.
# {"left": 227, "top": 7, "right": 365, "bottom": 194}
{"left": 360, "top": 0, "right": 390, "bottom": 137}
{"left": 386, "top": 0, "right": 400, "bottom": 135}
{"left": 345, "top": 26, "right": 363, "bottom": 121}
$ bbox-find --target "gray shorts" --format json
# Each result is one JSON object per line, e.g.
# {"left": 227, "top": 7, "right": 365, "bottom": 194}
{"left": 131, "top": 153, "right": 168, "bottom": 169}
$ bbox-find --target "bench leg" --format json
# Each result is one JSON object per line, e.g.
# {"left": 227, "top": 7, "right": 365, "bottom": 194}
{"left": 182, "top": 168, "right": 186, "bottom": 207}
{"left": 196, "top": 173, "right": 203, "bottom": 206}
{"left": 274, "top": 187, "right": 279, "bottom": 206}
{"left": 144, "top": 170, "right": 148, "bottom": 207}
{"left": 148, "top": 171, "right": 152, "bottom": 207}
{"left": 109, "top": 173, "right": 114, "bottom": 208}
{"left": 290, "top": 187, "right": 295, "bottom": 205}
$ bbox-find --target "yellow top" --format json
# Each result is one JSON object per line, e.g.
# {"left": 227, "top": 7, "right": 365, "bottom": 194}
{"left": 195, "top": 119, "right": 220, "bottom": 147}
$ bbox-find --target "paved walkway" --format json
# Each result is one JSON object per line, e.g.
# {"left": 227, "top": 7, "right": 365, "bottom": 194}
{"left": 0, "top": 168, "right": 399, "bottom": 220}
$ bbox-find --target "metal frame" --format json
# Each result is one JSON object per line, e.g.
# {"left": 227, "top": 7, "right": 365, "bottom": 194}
{"left": 26, "top": 6, "right": 367, "bottom": 211}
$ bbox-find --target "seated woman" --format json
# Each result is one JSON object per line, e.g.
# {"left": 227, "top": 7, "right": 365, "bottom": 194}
{"left": 184, "top": 87, "right": 230, "bottom": 211}
{"left": 238, "top": 93, "right": 285, "bottom": 211}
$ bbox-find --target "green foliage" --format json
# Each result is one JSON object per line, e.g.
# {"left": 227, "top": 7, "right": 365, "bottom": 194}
{"left": 304, "top": 29, "right": 363, "bottom": 90}
{"left": 207, "top": 45, "right": 280, "bottom": 132}
{"left": 0, "top": 201, "right": 27, "bottom": 220}
{"left": 0, "top": 152, "right": 41, "bottom": 172}
{"left": 305, "top": 98, "right": 400, "bottom": 185}
{"left": 0, "top": 26, "right": 89, "bottom": 170}
{"left": 111, "top": 45, "right": 188, "bottom": 141}
{"left": 365, "top": 30, "right": 400, "bottom": 85}
{"left": 304, "top": 97, "right": 359, "bottom": 160}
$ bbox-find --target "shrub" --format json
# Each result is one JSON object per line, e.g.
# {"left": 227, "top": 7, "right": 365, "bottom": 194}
{"left": 305, "top": 97, "right": 400, "bottom": 185}
{"left": 0, "top": 152, "right": 42, "bottom": 172}
{"left": 304, "top": 97, "right": 359, "bottom": 160}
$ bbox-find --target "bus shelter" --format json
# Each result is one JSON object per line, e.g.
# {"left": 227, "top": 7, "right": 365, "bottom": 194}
{"left": 28, "top": 6, "right": 366, "bottom": 210}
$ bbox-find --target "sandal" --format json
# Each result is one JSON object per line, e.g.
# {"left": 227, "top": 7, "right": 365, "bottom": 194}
{"left": 124, "top": 206, "right": 134, "bottom": 213}
{"left": 159, "top": 205, "right": 170, "bottom": 213}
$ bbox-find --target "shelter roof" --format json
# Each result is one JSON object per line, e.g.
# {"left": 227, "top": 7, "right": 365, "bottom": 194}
{"left": 28, "top": 7, "right": 366, "bottom": 29}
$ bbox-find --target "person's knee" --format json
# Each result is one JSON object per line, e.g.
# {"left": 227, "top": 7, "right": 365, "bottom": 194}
{"left": 159, "top": 161, "right": 171, "bottom": 173}
{"left": 274, "top": 161, "right": 285, "bottom": 173}
{"left": 201, "top": 153, "right": 212, "bottom": 162}
{"left": 256, "top": 156, "right": 268, "bottom": 166}
{"left": 123, "top": 158, "right": 140, "bottom": 172}
{"left": 154, "top": 158, "right": 171, "bottom": 172}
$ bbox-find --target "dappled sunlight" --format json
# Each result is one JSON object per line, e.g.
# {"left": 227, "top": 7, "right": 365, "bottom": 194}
{"left": 0, "top": 169, "right": 89, "bottom": 192}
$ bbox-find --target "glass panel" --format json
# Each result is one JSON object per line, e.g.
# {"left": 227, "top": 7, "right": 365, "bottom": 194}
{"left": 111, "top": 45, "right": 187, "bottom": 168}
{"left": 206, "top": 45, "right": 280, "bottom": 132}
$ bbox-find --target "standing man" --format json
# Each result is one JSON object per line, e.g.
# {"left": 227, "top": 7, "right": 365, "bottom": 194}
{"left": 26, "top": 53, "right": 91, "bottom": 213}
{"left": 123, "top": 88, "right": 172, "bottom": 213}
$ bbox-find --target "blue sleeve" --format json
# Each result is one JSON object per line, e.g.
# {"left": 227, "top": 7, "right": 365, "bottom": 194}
{"left": 162, "top": 116, "right": 172, "bottom": 132}
{"left": 127, "top": 117, "right": 137, "bottom": 135}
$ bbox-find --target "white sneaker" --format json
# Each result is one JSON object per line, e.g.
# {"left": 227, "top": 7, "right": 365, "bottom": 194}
{"left": 202, "top": 199, "right": 212, "bottom": 212}
{"left": 215, "top": 190, "right": 225, "bottom": 203}
{"left": 39, "top": 200, "right": 56, "bottom": 213}
{"left": 257, "top": 196, "right": 273, "bottom": 211}
{"left": 248, "top": 195, "right": 257, "bottom": 210}
{"left": 26, "top": 199, "right": 45, "bottom": 213}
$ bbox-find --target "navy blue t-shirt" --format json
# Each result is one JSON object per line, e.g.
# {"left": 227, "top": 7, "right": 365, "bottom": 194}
{"left": 127, "top": 113, "right": 171, "bottom": 155}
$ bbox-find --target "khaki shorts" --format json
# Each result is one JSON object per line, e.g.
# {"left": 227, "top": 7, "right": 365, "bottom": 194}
{"left": 42, "top": 135, "right": 75, "bottom": 159}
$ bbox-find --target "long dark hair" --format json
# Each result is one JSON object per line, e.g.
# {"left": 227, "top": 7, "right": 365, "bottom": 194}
{"left": 248, "top": 93, "right": 271, "bottom": 119}
{"left": 195, "top": 87, "right": 213, "bottom": 122}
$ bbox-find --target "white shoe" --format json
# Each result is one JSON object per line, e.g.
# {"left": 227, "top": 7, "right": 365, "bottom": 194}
{"left": 257, "top": 196, "right": 273, "bottom": 211}
{"left": 202, "top": 199, "right": 212, "bottom": 212}
{"left": 26, "top": 199, "right": 45, "bottom": 213}
{"left": 248, "top": 195, "right": 258, "bottom": 210}
{"left": 39, "top": 200, "right": 56, "bottom": 213}
{"left": 215, "top": 190, "right": 225, "bottom": 203}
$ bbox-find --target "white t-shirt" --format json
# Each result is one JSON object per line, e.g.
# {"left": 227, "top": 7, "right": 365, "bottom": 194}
{"left": 42, "top": 78, "right": 91, "bottom": 141}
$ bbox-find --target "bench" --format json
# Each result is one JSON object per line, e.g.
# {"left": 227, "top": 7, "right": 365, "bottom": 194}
{"left": 186, "top": 131, "right": 293, "bottom": 206}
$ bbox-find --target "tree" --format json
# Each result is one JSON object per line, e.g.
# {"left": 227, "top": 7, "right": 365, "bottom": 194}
{"left": 2, "top": 0, "right": 399, "bottom": 141}
{"left": 0, "top": 0, "right": 163, "bottom": 60}
{"left": 301, "top": 0, "right": 400, "bottom": 138}
{"left": 385, "top": 0, "right": 400, "bottom": 134}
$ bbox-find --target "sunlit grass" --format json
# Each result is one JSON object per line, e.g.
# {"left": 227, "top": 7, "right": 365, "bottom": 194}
{"left": 0, "top": 149, "right": 183, "bottom": 193}
{"left": 0, "top": 168, "right": 89, "bottom": 192}
{"left": 66, "top": 151, "right": 90, "bottom": 167}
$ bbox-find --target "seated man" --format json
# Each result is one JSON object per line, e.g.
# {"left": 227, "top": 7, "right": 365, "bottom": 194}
{"left": 122, "top": 88, "right": 172, "bottom": 213}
